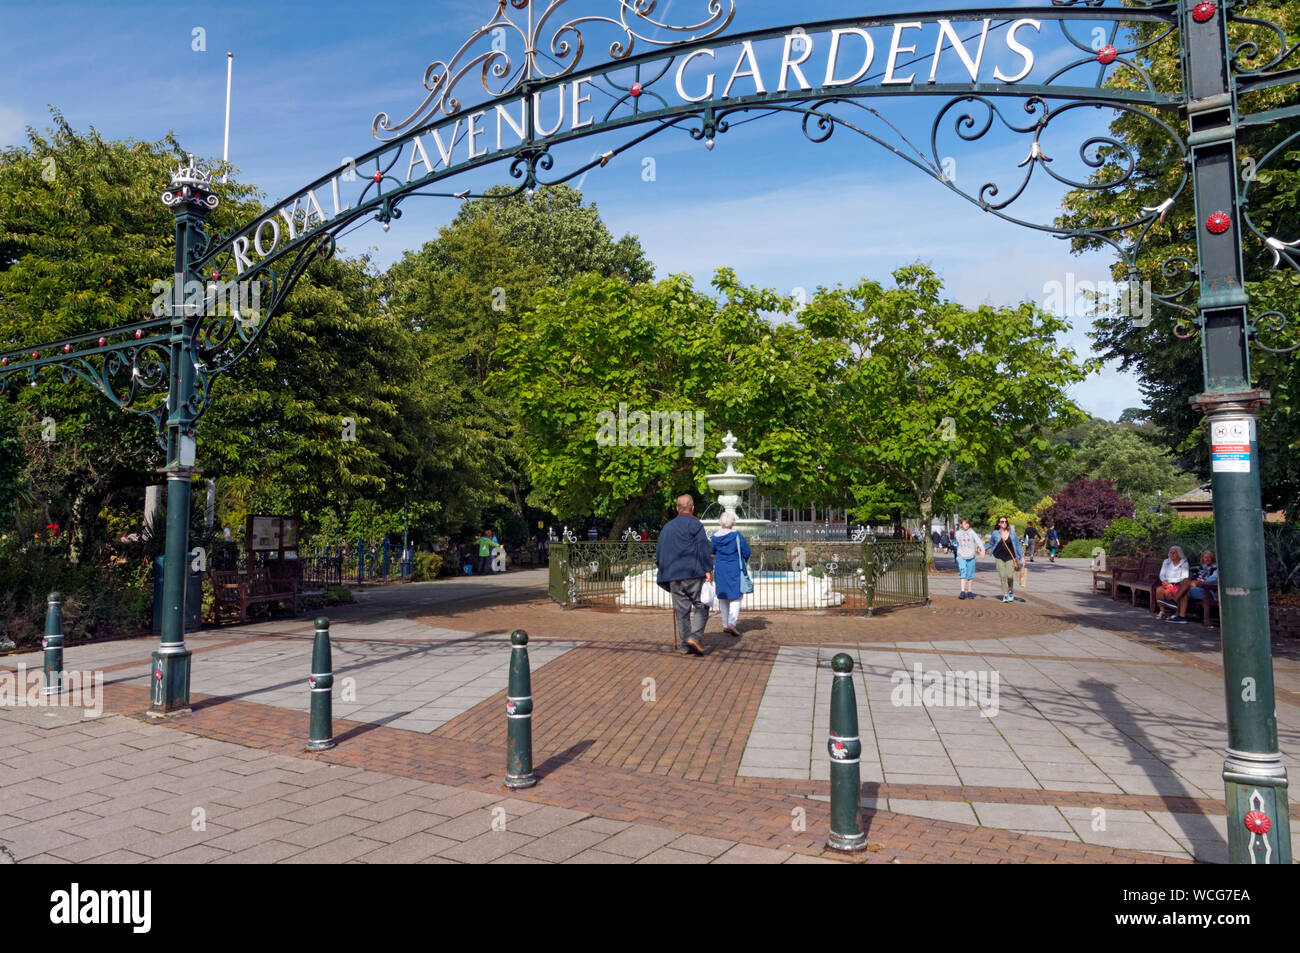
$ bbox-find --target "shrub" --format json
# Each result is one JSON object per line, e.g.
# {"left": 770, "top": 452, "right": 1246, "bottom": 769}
{"left": 1264, "top": 522, "right": 1300, "bottom": 594}
{"left": 1042, "top": 479, "right": 1133, "bottom": 540}
{"left": 0, "top": 546, "right": 151, "bottom": 646}
{"left": 410, "top": 550, "right": 443, "bottom": 582}
{"left": 1101, "top": 513, "right": 1215, "bottom": 559}
{"left": 324, "top": 586, "right": 354, "bottom": 604}
{"left": 984, "top": 499, "right": 1036, "bottom": 533}
{"left": 1059, "top": 538, "right": 1103, "bottom": 558}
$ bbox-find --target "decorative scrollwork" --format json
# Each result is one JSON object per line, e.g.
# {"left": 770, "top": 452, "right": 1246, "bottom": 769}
{"left": 1249, "top": 311, "right": 1300, "bottom": 354}
{"left": 508, "top": 147, "right": 555, "bottom": 192}
{"left": 1048, "top": 1, "right": 1171, "bottom": 7}
{"left": 1152, "top": 256, "right": 1199, "bottom": 318}
{"left": 1228, "top": 6, "right": 1300, "bottom": 78}
{"left": 1239, "top": 128, "right": 1300, "bottom": 353}
{"left": 372, "top": 0, "right": 736, "bottom": 140}
{"left": 1241, "top": 128, "right": 1300, "bottom": 269}
{"left": 930, "top": 95, "right": 1190, "bottom": 280}
{"left": 0, "top": 327, "right": 176, "bottom": 448}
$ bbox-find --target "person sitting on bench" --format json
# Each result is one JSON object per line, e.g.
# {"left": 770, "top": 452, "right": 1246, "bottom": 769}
{"left": 1155, "top": 545, "right": 1192, "bottom": 623}
{"left": 1187, "top": 550, "right": 1218, "bottom": 616}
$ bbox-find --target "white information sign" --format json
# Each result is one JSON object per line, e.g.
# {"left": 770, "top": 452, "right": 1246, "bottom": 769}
{"left": 1210, "top": 417, "right": 1252, "bottom": 473}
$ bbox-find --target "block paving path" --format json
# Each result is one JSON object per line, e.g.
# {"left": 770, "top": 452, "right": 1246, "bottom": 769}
{"left": 1, "top": 560, "right": 1296, "bottom": 863}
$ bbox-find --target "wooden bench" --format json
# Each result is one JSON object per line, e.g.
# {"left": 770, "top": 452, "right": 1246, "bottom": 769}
{"left": 209, "top": 569, "right": 299, "bottom": 625}
{"left": 1187, "top": 588, "right": 1220, "bottom": 626}
{"left": 1129, "top": 564, "right": 1163, "bottom": 612}
{"left": 1111, "top": 556, "right": 1147, "bottom": 603}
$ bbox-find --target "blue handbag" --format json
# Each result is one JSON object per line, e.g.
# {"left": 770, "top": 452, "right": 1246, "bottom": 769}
{"left": 739, "top": 553, "right": 754, "bottom": 594}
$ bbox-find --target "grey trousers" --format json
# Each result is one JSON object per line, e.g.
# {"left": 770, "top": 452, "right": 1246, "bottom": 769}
{"left": 996, "top": 558, "right": 1016, "bottom": 596}
{"left": 669, "top": 577, "right": 708, "bottom": 646}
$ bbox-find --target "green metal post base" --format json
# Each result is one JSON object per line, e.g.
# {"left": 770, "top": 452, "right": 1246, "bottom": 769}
{"left": 148, "top": 649, "right": 191, "bottom": 715}
{"left": 1224, "top": 754, "right": 1292, "bottom": 864}
{"left": 505, "top": 629, "right": 537, "bottom": 788}
{"left": 41, "top": 591, "right": 64, "bottom": 698}
{"left": 826, "top": 653, "right": 867, "bottom": 853}
{"left": 307, "top": 617, "right": 335, "bottom": 751}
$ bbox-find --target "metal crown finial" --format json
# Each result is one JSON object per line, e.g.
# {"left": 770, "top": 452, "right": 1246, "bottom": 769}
{"left": 170, "top": 154, "right": 213, "bottom": 189}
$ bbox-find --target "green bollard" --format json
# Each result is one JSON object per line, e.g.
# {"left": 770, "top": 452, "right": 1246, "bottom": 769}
{"left": 504, "top": 629, "right": 536, "bottom": 788}
{"left": 826, "top": 652, "right": 867, "bottom": 852}
{"left": 307, "top": 617, "right": 335, "bottom": 751}
{"left": 41, "top": 592, "right": 64, "bottom": 698}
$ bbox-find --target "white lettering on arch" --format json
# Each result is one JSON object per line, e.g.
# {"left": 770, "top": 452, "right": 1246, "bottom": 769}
{"left": 778, "top": 32, "right": 813, "bottom": 92}
{"left": 406, "top": 135, "right": 434, "bottom": 180}
{"left": 571, "top": 75, "right": 594, "bottom": 130}
{"left": 468, "top": 110, "right": 489, "bottom": 158}
{"left": 431, "top": 119, "right": 461, "bottom": 168}
{"left": 675, "top": 48, "right": 716, "bottom": 103}
{"left": 884, "top": 22, "right": 923, "bottom": 84}
{"left": 929, "top": 19, "right": 991, "bottom": 83}
{"left": 723, "top": 41, "right": 766, "bottom": 98}
{"left": 824, "top": 28, "right": 875, "bottom": 87}
{"left": 496, "top": 99, "right": 527, "bottom": 151}
{"left": 253, "top": 217, "right": 281, "bottom": 258}
{"left": 994, "top": 19, "right": 1041, "bottom": 83}
{"left": 533, "top": 84, "right": 566, "bottom": 137}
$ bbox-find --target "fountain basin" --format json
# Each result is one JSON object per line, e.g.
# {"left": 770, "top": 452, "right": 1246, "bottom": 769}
{"left": 617, "top": 566, "right": 846, "bottom": 609}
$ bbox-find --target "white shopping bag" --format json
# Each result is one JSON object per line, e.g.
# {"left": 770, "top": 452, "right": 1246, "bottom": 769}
{"left": 699, "top": 580, "right": 716, "bottom": 606}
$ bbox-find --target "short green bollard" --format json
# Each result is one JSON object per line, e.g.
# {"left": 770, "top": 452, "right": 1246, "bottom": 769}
{"left": 307, "top": 617, "right": 335, "bottom": 751}
{"left": 826, "top": 652, "right": 867, "bottom": 852}
{"left": 41, "top": 592, "right": 64, "bottom": 698}
{"left": 504, "top": 629, "right": 536, "bottom": 788}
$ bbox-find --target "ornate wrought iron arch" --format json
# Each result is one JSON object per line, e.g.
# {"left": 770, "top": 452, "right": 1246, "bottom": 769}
{"left": 0, "top": 2, "right": 1296, "bottom": 862}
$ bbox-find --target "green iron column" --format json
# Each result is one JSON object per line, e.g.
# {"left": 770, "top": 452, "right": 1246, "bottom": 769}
{"left": 1182, "top": 1, "right": 1291, "bottom": 863}
{"left": 41, "top": 591, "right": 64, "bottom": 698}
{"left": 307, "top": 617, "right": 335, "bottom": 751}
{"left": 826, "top": 653, "right": 866, "bottom": 852}
{"left": 504, "top": 629, "right": 536, "bottom": 788}
{"left": 150, "top": 157, "right": 218, "bottom": 716}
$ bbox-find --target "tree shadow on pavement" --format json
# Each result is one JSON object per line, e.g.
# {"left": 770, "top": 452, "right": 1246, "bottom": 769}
{"left": 1078, "top": 677, "right": 1227, "bottom": 859}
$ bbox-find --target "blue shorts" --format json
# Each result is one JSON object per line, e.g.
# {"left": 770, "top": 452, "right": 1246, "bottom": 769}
{"left": 957, "top": 556, "right": 976, "bottom": 579}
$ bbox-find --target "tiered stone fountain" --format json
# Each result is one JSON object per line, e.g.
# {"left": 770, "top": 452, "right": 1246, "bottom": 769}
{"left": 616, "top": 432, "right": 845, "bottom": 609}
{"left": 699, "top": 431, "right": 768, "bottom": 539}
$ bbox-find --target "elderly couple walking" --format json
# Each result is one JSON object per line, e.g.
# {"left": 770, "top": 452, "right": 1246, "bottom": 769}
{"left": 655, "top": 494, "right": 750, "bottom": 656}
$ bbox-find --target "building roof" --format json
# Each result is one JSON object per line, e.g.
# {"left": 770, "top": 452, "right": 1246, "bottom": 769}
{"left": 1170, "top": 483, "right": 1213, "bottom": 506}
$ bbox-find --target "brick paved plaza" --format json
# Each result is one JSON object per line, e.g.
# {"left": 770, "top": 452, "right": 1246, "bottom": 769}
{"left": 1, "top": 558, "right": 1297, "bottom": 864}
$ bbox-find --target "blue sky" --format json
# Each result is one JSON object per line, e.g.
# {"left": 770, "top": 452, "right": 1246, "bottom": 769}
{"left": 1, "top": 0, "right": 1153, "bottom": 419}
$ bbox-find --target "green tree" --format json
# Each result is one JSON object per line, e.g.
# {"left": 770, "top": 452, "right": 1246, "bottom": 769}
{"left": 446, "top": 184, "right": 653, "bottom": 286}
{"left": 0, "top": 112, "right": 262, "bottom": 560}
{"left": 0, "top": 112, "right": 452, "bottom": 556}
{"left": 383, "top": 184, "right": 657, "bottom": 527}
{"left": 795, "top": 264, "right": 1094, "bottom": 540}
{"left": 1054, "top": 423, "right": 1197, "bottom": 503}
{"left": 491, "top": 269, "right": 817, "bottom": 537}
{"left": 1058, "top": 3, "right": 1300, "bottom": 515}
{"left": 196, "top": 253, "right": 454, "bottom": 532}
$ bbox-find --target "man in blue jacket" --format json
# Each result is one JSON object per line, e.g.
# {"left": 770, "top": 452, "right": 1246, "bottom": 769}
{"left": 656, "top": 494, "right": 714, "bottom": 656}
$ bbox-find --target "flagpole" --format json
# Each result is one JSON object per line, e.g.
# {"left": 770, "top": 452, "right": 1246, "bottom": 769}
{"left": 222, "top": 51, "right": 232, "bottom": 183}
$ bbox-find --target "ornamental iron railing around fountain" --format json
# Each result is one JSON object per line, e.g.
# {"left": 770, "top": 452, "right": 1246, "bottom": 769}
{"left": 547, "top": 538, "right": 928, "bottom": 615}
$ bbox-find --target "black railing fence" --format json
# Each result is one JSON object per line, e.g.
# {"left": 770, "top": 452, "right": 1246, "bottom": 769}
{"left": 548, "top": 538, "right": 927, "bottom": 615}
